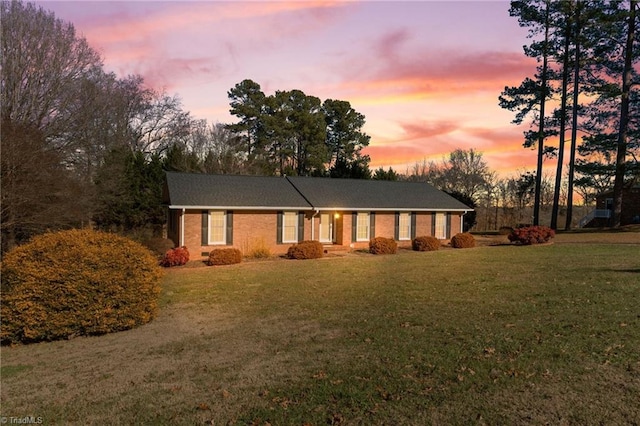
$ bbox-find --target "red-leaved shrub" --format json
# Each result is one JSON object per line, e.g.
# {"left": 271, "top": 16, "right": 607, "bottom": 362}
{"left": 412, "top": 236, "right": 441, "bottom": 252}
{"left": 160, "top": 246, "right": 190, "bottom": 267}
{"left": 369, "top": 237, "right": 398, "bottom": 255}
{"left": 287, "top": 240, "right": 324, "bottom": 260}
{"left": 508, "top": 226, "right": 555, "bottom": 245}
{"left": 450, "top": 233, "right": 476, "bottom": 249}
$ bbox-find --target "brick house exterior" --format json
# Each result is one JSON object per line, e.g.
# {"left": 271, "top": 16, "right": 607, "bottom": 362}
{"left": 593, "top": 185, "right": 640, "bottom": 226}
{"left": 164, "top": 172, "right": 472, "bottom": 258}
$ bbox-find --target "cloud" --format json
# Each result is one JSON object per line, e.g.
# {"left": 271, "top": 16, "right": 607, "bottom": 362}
{"left": 60, "top": 1, "right": 349, "bottom": 91}
{"left": 330, "top": 28, "right": 536, "bottom": 106}
{"left": 398, "top": 120, "right": 458, "bottom": 141}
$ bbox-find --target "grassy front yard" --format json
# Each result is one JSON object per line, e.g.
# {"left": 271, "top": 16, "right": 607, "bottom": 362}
{"left": 2, "top": 232, "right": 639, "bottom": 425}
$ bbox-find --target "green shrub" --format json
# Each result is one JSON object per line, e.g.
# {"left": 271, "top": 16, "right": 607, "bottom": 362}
{"left": 412, "top": 236, "right": 441, "bottom": 251}
{"left": 369, "top": 237, "right": 398, "bottom": 255}
{"left": 160, "top": 246, "right": 189, "bottom": 267}
{"left": 508, "top": 226, "right": 555, "bottom": 245}
{"left": 450, "top": 232, "right": 476, "bottom": 249}
{"left": 498, "top": 226, "right": 514, "bottom": 235}
{"left": 142, "top": 237, "right": 175, "bottom": 257}
{"left": 208, "top": 248, "right": 242, "bottom": 265}
{"left": 287, "top": 240, "right": 324, "bottom": 260}
{"left": 1, "top": 229, "right": 162, "bottom": 345}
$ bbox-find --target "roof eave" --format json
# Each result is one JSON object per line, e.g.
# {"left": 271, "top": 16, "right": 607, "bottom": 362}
{"left": 168, "top": 205, "right": 312, "bottom": 210}
{"left": 168, "top": 205, "right": 473, "bottom": 212}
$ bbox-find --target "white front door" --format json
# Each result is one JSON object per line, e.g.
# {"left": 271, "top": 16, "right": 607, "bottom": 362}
{"left": 319, "top": 213, "right": 334, "bottom": 243}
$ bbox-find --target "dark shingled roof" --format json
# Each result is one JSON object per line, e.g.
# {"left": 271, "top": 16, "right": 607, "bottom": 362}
{"left": 286, "top": 176, "right": 470, "bottom": 211}
{"left": 164, "top": 172, "right": 472, "bottom": 211}
{"left": 164, "top": 172, "right": 311, "bottom": 209}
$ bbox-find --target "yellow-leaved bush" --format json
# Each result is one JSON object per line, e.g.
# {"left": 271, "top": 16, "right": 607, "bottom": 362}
{"left": 1, "top": 229, "right": 163, "bottom": 345}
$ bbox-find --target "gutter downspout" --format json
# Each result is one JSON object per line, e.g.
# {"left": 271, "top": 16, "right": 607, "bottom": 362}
{"left": 461, "top": 211, "right": 467, "bottom": 233}
{"left": 180, "top": 208, "right": 185, "bottom": 247}
{"left": 311, "top": 209, "right": 320, "bottom": 241}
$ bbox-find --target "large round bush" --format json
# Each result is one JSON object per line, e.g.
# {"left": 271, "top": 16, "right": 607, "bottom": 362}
{"left": 1, "top": 229, "right": 163, "bottom": 345}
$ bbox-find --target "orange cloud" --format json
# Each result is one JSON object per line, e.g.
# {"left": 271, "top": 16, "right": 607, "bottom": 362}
{"left": 398, "top": 121, "right": 458, "bottom": 141}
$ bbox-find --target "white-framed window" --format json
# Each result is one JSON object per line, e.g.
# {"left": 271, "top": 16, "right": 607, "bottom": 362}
{"left": 282, "top": 211, "right": 298, "bottom": 243}
{"left": 435, "top": 212, "right": 447, "bottom": 239}
{"left": 209, "top": 211, "right": 227, "bottom": 245}
{"left": 398, "top": 212, "right": 411, "bottom": 240}
{"left": 356, "top": 212, "right": 370, "bottom": 241}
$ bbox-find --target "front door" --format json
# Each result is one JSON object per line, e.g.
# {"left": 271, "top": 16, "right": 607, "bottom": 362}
{"left": 319, "top": 213, "right": 334, "bottom": 243}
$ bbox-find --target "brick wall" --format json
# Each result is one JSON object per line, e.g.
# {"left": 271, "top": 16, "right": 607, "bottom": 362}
{"left": 176, "top": 209, "right": 467, "bottom": 259}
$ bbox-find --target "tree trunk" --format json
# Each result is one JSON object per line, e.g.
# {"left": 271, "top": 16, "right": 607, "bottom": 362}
{"left": 551, "top": 17, "right": 572, "bottom": 230}
{"left": 565, "top": 2, "right": 581, "bottom": 231}
{"left": 534, "top": 2, "right": 551, "bottom": 226}
{"left": 611, "top": 0, "right": 636, "bottom": 228}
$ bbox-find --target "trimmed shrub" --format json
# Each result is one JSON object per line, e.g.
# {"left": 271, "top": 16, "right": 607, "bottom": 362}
{"left": 160, "top": 246, "right": 189, "bottom": 267}
{"left": 450, "top": 232, "right": 476, "bottom": 249}
{"left": 412, "top": 236, "right": 441, "bottom": 252}
{"left": 1, "top": 229, "right": 162, "bottom": 345}
{"left": 287, "top": 240, "right": 324, "bottom": 260}
{"left": 208, "top": 248, "right": 242, "bottom": 265}
{"left": 508, "top": 226, "right": 555, "bottom": 245}
{"left": 369, "top": 237, "right": 398, "bottom": 255}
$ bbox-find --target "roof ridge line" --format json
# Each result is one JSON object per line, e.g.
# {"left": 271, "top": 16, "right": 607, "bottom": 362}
{"left": 285, "top": 176, "right": 315, "bottom": 210}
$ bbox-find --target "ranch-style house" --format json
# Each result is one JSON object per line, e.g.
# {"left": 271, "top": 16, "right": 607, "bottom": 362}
{"left": 163, "top": 172, "right": 473, "bottom": 258}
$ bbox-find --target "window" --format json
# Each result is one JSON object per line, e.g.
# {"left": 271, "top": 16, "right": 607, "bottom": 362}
{"left": 209, "top": 211, "right": 226, "bottom": 244}
{"left": 282, "top": 211, "right": 298, "bottom": 243}
{"left": 356, "top": 212, "right": 370, "bottom": 241}
{"left": 434, "top": 212, "right": 447, "bottom": 239}
{"left": 398, "top": 212, "right": 411, "bottom": 240}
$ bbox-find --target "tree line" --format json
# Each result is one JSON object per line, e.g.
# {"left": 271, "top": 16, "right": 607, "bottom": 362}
{"left": 1, "top": 0, "right": 637, "bottom": 253}
{"left": 499, "top": 0, "right": 638, "bottom": 229}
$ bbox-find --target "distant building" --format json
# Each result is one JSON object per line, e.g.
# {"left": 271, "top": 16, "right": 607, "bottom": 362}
{"left": 581, "top": 185, "right": 640, "bottom": 227}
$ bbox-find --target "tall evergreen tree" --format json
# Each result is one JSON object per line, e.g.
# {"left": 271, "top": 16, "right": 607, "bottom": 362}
{"left": 550, "top": 2, "right": 573, "bottom": 230}
{"left": 500, "top": 0, "right": 558, "bottom": 225}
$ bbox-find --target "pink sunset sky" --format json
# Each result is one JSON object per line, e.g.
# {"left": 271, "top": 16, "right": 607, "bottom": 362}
{"left": 37, "top": 0, "right": 544, "bottom": 176}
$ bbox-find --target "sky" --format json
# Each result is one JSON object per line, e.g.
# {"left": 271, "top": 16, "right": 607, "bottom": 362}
{"left": 36, "top": 0, "right": 542, "bottom": 177}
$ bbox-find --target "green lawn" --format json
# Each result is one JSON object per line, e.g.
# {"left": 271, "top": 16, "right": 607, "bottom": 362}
{"left": 2, "top": 234, "right": 639, "bottom": 425}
